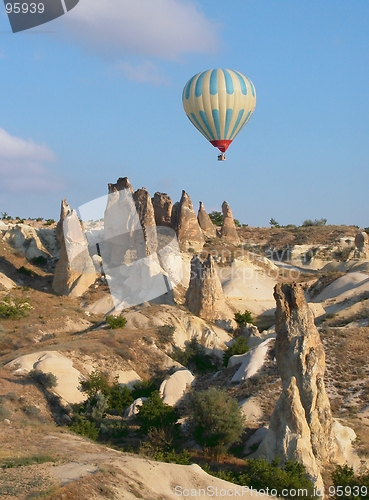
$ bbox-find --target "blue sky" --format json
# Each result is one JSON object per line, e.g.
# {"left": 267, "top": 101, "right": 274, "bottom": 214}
{"left": 0, "top": 0, "right": 368, "bottom": 227}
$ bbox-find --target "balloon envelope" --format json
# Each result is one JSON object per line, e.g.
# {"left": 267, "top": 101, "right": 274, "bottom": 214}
{"left": 182, "top": 69, "right": 256, "bottom": 153}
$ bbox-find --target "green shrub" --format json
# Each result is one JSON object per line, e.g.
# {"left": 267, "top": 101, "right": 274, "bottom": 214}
{"left": 44, "top": 219, "right": 55, "bottom": 226}
{"left": 70, "top": 415, "right": 99, "bottom": 440}
{"left": 154, "top": 449, "right": 191, "bottom": 465}
{"left": 205, "top": 458, "right": 315, "bottom": 498}
{"left": 107, "top": 382, "right": 133, "bottom": 414}
{"left": 234, "top": 310, "right": 254, "bottom": 326}
{"left": 29, "top": 369, "right": 57, "bottom": 389}
{"left": 189, "top": 387, "right": 244, "bottom": 458}
{"left": 131, "top": 379, "right": 157, "bottom": 399}
{"left": 331, "top": 464, "right": 369, "bottom": 499}
{"left": 79, "top": 371, "right": 133, "bottom": 416}
{"left": 106, "top": 315, "right": 127, "bottom": 329}
{"left": 79, "top": 371, "right": 110, "bottom": 399}
{"left": 223, "top": 336, "right": 249, "bottom": 367}
{"left": 171, "top": 337, "right": 218, "bottom": 374}
{"left": 1, "top": 455, "right": 56, "bottom": 469}
{"left": 302, "top": 218, "right": 327, "bottom": 227}
{"left": 137, "top": 390, "right": 179, "bottom": 434}
{"left": 0, "top": 295, "right": 32, "bottom": 319}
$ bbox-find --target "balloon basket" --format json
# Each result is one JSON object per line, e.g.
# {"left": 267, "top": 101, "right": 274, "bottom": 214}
{"left": 217, "top": 153, "right": 226, "bottom": 161}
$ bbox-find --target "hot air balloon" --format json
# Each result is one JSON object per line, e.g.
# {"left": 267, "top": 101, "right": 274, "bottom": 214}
{"left": 182, "top": 69, "right": 256, "bottom": 160}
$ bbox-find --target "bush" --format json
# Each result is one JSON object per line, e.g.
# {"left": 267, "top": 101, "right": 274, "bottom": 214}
{"left": 154, "top": 449, "right": 191, "bottom": 465}
{"left": 223, "top": 336, "right": 249, "bottom": 367}
{"left": 131, "top": 379, "right": 157, "bottom": 400}
{"left": 234, "top": 310, "right": 254, "bottom": 326}
{"left": 79, "top": 371, "right": 110, "bottom": 399}
{"left": 205, "top": 458, "right": 315, "bottom": 498}
{"left": 171, "top": 337, "right": 218, "bottom": 374}
{"left": 70, "top": 414, "right": 100, "bottom": 440}
{"left": 106, "top": 315, "right": 127, "bottom": 329}
{"left": 331, "top": 464, "right": 369, "bottom": 499}
{"left": 137, "top": 390, "right": 179, "bottom": 434}
{"left": 302, "top": 218, "right": 327, "bottom": 227}
{"left": 29, "top": 369, "right": 57, "bottom": 389}
{"left": 156, "top": 325, "right": 175, "bottom": 346}
{"left": 0, "top": 296, "right": 33, "bottom": 319}
{"left": 79, "top": 371, "right": 133, "bottom": 416}
{"left": 44, "top": 219, "right": 55, "bottom": 226}
{"left": 107, "top": 382, "right": 133, "bottom": 414}
{"left": 189, "top": 388, "right": 244, "bottom": 458}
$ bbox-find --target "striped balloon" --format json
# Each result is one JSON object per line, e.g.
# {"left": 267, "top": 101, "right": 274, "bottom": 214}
{"left": 182, "top": 69, "right": 256, "bottom": 154}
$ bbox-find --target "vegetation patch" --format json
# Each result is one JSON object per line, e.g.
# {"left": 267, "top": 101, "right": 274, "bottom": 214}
{"left": 106, "top": 315, "right": 127, "bottom": 329}
{"left": 0, "top": 295, "right": 33, "bottom": 319}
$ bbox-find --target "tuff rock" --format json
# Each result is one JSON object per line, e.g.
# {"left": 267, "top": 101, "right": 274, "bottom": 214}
{"left": 152, "top": 192, "right": 173, "bottom": 227}
{"left": 185, "top": 254, "right": 234, "bottom": 324}
{"left": 197, "top": 201, "right": 216, "bottom": 238}
{"left": 133, "top": 188, "right": 158, "bottom": 256}
{"left": 257, "top": 282, "right": 354, "bottom": 492}
{"left": 52, "top": 199, "right": 97, "bottom": 297}
{"left": 220, "top": 201, "right": 240, "bottom": 244}
{"left": 174, "top": 190, "right": 204, "bottom": 252}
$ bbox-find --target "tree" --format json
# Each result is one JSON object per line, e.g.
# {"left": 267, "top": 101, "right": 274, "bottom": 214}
{"left": 208, "top": 211, "right": 223, "bottom": 226}
{"left": 79, "top": 371, "right": 110, "bottom": 399}
{"left": 189, "top": 388, "right": 244, "bottom": 458}
{"left": 171, "top": 337, "right": 218, "bottom": 374}
{"left": 223, "top": 336, "right": 249, "bottom": 367}
{"left": 234, "top": 310, "right": 254, "bottom": 326}
{"left": 79, "top": 371, "right": 133, "bottom": 415}
{"left": 269, "top": 218, "right": 280, "bottom": 228}
{"left": 137, "top": 391, "right": 179, "bottom": 434}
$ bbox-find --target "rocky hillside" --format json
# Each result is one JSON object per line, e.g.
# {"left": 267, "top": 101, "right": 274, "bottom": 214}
{"left": 1, "top": 178, "right": 369, "bottom": 499}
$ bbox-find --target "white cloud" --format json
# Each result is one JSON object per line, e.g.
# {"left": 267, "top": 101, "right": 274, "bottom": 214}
{"left": 118, "top": 60, "right": 168, "bottom": 85}
{"left": 0, "top": 128, "right": 63, "bottom": 193}
{"left": 62, "top": 0, "right": 218, "bottom": 60}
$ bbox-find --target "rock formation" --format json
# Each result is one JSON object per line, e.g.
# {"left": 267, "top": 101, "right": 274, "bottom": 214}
{"left": 108, "top": 176, "right": 134, "bottom": 194}
{"left": 197, "top": 201, "right": 216, "bottom": 238}
{"left": 132, "top": 188, "right": 158, "bottom": 256}
{"left": 52, "top": 199, "right": 97, "bottom": 297}
{"left": 185, "top": 254, "right": 234, "bottom": 324}
{"left": 174, "top": 191, "right": 204, "bottom": 251}
{"left": 171, "top": 201, "right": 180, "bottom": 232}
{"left": 104, "top": 178, "right": 147, "bottom": 264}
{"left": 354, "top": 231, "right": 369, "bottom": 258}
{"left": 257, "top": 282, "right": 353, "bottom": 491}
{"left": 152, "top": 192, "right": 173, "bottom": 227}
{"left": 220, "top": 201, "right": 240, "bottom": 244}
{"left": 3, "top": 224, "right": 51, "bottom": 261}
{"left": 103, "top": 179, "right": 178, "bottom": 309}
